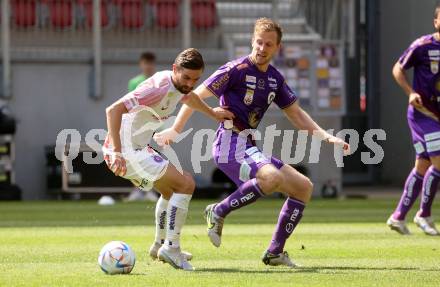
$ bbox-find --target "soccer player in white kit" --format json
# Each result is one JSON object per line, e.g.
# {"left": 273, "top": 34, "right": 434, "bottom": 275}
{"left": 104, "top": 49, "right": 234, "bottom": 270}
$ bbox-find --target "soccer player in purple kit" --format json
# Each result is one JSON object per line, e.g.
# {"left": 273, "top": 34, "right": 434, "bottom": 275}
{"left": 387, "top": 4, "right": 440, "bottom": 236}
{"left": 154, "top": 18, "right": 350, "bottom": 267}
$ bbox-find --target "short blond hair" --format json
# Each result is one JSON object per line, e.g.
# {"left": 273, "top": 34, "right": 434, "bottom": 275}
{"left": 253, "top": 18, "right": 283, "bottom": 44}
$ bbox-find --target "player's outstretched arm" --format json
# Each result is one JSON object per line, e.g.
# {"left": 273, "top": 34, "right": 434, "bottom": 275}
{"left": 177, "top": 84, "right": 234, "bottom": 130}
{"left": 154, "top": 85, "right": 234, "bottom": 147}
{"left": 283, "top": 102, "right": 350, "bottom": 154}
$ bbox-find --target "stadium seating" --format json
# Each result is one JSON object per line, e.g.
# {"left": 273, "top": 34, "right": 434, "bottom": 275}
{"left": 77, "top": 0, "right": 110, "bottom": 28}
{"left": 191, "top": 0, "right": 216, "bottom": 29}
{"left": 114, "top": 0, "right": 146, "bottom": 29}
{"left": 150, "top": 0, "right": 180, "bottom": 29}
{"left": 43, "top": 0, "right": 74, "bottom": 29}
{"left": 12, "top": 0, "right": 37, "bottom": 27}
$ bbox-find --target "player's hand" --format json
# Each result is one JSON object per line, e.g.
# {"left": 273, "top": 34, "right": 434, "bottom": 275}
{"left": 326, "top": 135, "right": 351, "bottom": 155}
{"left": 213, "top": 106, "right": 235, "bottom": 122}
{"left": 108, "top": 153, "right": 127, "bottom": 176}
{"left": 153, "top": 128, "right": 179, "bottom": 147}
{"left": 409, "top": 92, "right": 423, "bottom": 109}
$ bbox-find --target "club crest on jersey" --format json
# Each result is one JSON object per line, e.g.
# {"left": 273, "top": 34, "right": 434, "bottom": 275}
{"left": 268, "top": 76, "right": 277, "bottom": 89}
{"left": 244, "top": 89, "right": 254, "bottom": 105}
{"left": 431, "top": 61, "right": 439, "bottom": 74}
{"left": 258, "top": 79, "right": 265, "bottom": 90}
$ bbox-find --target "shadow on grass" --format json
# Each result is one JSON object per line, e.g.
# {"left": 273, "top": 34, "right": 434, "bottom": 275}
{"left": 195, "top": 266, "right": 439, "bottom": 274}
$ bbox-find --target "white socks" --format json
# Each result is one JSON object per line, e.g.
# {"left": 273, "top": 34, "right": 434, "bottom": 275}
{"left": 154, "top": 196, "right": 169, "bottom": 245}
{"left": 165, "top": 193, "right": 192, "bottom": 248}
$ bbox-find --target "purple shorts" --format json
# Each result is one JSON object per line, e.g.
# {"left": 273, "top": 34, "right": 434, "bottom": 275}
{"left": 408, "top": 106, "right": 440, "bottom": 159}
{"left": 212, "top": 128, "right": 285, "bottom": 187}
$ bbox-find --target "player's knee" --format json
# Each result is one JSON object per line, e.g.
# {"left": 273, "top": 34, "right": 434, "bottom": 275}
{"left": 290, "top": 177, "right": 313, "bottom": 203}
{"left": 183, "top": 174, "right": 195, "bottom": 194}
{"left": 258, "top": 170, "right": 284, "bottom": 193}
{"left": 302, "top": 178, "right": 314, "bottom": 199}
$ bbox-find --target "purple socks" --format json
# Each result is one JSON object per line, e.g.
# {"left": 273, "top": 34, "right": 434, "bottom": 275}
{"left": 267, "top": 197, "right": 305, "bottom": 255}
{"left": 393, "top": 169, "right": 423, "bottom": 220}
{"left": 214, "top": 178, "right": 264, "bottom": 218}
{"left": 419, "top": 166, "right": 440, "bottom": 217}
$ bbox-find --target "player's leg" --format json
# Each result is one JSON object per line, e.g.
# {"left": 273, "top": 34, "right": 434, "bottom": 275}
{"left": 153, "top": 164, "right": 195, "bottom": 270}
{"left": 122, "top": 146, "right": 194, "bottom": 268}
{"left": 387, "top": 157, "right": 430, "bottom": 235}
{"left": 213, "top": 163, "right": 280, "bottom": 217}
{"left": 148, "top": 186, "right": 193, "bottom": 262}
{"left": 205, "top": 163, "right": 283, "bottom": 247}
{"left": 148, "top": 193, "right": 171, "bottom": 259}
{"left": 414, "top": 155, "right": 440, "bottom": 235}
{"left": 262, "top": 164, "right": 312, "bottom": 267}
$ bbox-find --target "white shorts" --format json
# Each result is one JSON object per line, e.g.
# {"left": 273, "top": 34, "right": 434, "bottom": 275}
{"left": 103, "top": 145, "right": 169, "bottom": 191}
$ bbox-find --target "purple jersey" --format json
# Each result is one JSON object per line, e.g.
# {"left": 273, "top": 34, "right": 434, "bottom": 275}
{"left": 399, "top": 34, "right": 440, "bottom": 118}
{"left": 203, "top": 56, "right": 297, "bottom": 130}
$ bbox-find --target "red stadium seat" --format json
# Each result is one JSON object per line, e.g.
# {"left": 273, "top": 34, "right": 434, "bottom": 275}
{"left": 115, "top": 0, "right": 145, "bottom": 29}
{"left": 46, "top": 0, "right": 73, "bottom": 29}
{"left": 191, "top": 0, "right": 216, "bottom": 29}
{"left": 12, "top": 0, "right": 37, "bottom": 27}
{"left": 150, "top": 0, "right": 180, "bottom": 29}
{"left": 77, "top": 0, "right": 110, "bottom": 28}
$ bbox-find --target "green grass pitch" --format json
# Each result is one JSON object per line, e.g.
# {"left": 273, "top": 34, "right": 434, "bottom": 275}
{"left": 0, "top": 198, "right": 439, "bottom": 286}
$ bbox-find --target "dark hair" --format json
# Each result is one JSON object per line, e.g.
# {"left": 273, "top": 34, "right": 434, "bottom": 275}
{"left": 435, "top": 2, "right": 440, "bottom": 18}
{"left": 174, "top": 48, "right": 205, "bottom": 70}
{"left": 139, "top": 52, "right": 156, "bottom": 63}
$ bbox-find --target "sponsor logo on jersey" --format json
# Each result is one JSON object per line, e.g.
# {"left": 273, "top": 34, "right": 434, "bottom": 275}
{"left": 244, "top": 89, "right": 254, "bottom": 105}
{"left": 161, "top": 99, "right": 171, "bottom": 110}
{"left": 212, "top": 73, "right": 230, "bottom": 90}
{"left": 152, "top": 114, "right": 170, "bottom": 121}
{"left": 245, "top": 75, "right": 257, "bottom": 83}
{"left": 258, "top": 79, "right": 265, "bottom": 89}
{"left": 268, "top": 76, "right": 277, "bottom": 89}
{"left": 246, "top": 83, "right": 256, "bottom": 89}
{"left": 429, "top": 50, "right": 440, "bottom": 57}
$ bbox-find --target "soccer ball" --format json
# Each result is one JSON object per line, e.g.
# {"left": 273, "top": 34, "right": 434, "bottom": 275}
{"left": 98, "top": 241, "right": 136, "bottom": 275}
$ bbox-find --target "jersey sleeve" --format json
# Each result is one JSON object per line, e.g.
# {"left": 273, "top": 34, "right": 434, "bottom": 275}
{"left": 274, "top": 77, "right": 298, "bottom": 109}
{"left": 122, "top": 76, "right": 168, "bottom": 111}
{"left": 399, "top": 38, "right": 423, "bottom": 70}
{"left": 203, "top": 63, "right": 236, "bottom": 98}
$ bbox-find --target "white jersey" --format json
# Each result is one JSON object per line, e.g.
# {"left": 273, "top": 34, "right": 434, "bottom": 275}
{"left": 119, "top": 70, "right": 184, "bottom": 149}
{"left": 102, "top": 70, "right": 183, "bottom": 189}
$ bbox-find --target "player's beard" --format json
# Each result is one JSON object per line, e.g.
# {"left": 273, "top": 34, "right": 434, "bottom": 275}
{"left": 175, "top": 83, "right": 192, "bottom": 94}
